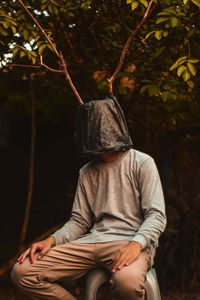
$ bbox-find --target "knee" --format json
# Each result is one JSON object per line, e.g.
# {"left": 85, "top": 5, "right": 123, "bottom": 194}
{"left": 10, "top": 261, "right": 30, "bottom": 289}
{"left": 110, "top": 269, "right": 145, "bottom": 299}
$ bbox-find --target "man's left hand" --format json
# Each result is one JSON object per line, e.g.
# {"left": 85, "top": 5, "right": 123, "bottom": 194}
{"left": 112, "top": 241, "right": 142, "bottom": 273}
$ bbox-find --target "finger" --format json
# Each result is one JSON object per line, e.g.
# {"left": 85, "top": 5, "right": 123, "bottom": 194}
{"left": 37, "top": 245, "right": 50, "bottom": 260}
{"left": 112, "top": 250, "right": 122, "bottom": 265}
{"left": 115, "top": 256, "right": 127, "bottom": 270}
{"left": 30, "top": 245, "right": 38, "bottom": 264}
{"left": 18, "top": 248, "right": 31, "bottom": 264}
{"left": 17, "top": 254, "right": 23, "bottom": 262}
{"left": 112, "top": 253, "right": 123, "bottom": 272}
{"left": 113, "top": 251, "right": 132, "bottom": 271}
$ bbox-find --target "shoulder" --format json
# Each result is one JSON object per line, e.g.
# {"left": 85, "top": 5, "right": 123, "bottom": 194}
{"left": 131, "top": 149, "right": 153, "bottom": 166}
{"left": 79, "top": 160, "right": 95, "bottom": 177}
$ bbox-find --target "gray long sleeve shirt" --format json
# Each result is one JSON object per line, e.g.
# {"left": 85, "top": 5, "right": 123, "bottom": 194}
{"left": 52, "top": 149, "right": 166, "bottom": 263}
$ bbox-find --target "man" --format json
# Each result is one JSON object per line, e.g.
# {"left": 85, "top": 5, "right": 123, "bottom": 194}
{"left": 11, "top": 96, "right": 166, "bottom": 300}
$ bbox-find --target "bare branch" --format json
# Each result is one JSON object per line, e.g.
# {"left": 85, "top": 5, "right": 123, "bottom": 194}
{"left": 108, "top": 0, "right": 157, "bottom": 94}
{"left": 6, "top": 64, "right": 41, "bottom": 69}
{"left": 60, "top": 52, "right": 84, "bottom": 105}
{"left": 15, "top": 0, "right": 84, "bottom": 104}
{"left": 17, "top": 0, "right": 60, "bottom": 58}
{"left": 5, "top": 61, "right": 63, "bottom": 73}
{"left": 40, "top": 55, "right": 63, "bottom": 73}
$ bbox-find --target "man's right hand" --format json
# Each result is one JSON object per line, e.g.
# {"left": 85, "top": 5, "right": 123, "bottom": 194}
{"left": 17, "top": 236, "right": 56, "bottom": 264}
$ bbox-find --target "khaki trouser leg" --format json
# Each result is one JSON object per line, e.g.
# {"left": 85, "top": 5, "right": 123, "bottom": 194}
{"left": 11, "top": 243, "right": 97, "bottom": 300}
{"left": 94, "top": 241, "right": 151, "bottom": 300}
{"left": 11, "top": 240, "right": 150, "bottom": 300}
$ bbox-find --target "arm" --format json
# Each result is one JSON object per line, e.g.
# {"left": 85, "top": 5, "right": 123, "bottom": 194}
{"left": 112, "top": 157, "right": 166, "bottom": 272}
{"left": 51, "top": 172, "right": 93, "bottom": 245}
{"left": 131, "top": 157, "right": 167, "bottom": 249}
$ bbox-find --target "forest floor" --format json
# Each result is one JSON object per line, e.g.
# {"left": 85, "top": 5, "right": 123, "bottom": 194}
{"left": 0, "top": 286, "right": 200, "bottom": 300}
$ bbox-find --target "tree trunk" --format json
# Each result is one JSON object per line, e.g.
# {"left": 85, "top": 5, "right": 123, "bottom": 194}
{"left": 19, "top": 73, "right": 36, "bottom": 251}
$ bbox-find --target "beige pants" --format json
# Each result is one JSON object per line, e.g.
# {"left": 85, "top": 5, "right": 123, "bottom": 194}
{"left": 11, "top": 240, "right": 151, "bottom": 300}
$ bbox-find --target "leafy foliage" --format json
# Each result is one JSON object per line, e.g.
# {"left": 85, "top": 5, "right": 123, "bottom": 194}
{"left": 0, "top": 0, "right": 200, "bottom": 290}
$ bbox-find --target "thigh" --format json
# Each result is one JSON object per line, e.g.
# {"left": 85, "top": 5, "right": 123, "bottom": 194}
{"left": 111, "top": 249, "right": 150, "bottom": 283}
{"left": 13, "top": 242, "right": 97, "bottom": 284}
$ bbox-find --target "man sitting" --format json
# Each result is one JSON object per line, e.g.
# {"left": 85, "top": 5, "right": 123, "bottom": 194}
{"left": 11, "top": 96, "right": 166, "bottom": 300}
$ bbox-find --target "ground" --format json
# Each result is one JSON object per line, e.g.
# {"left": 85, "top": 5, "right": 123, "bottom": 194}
{"left": 0, "top": 286, "right": 200, "bottom": 300}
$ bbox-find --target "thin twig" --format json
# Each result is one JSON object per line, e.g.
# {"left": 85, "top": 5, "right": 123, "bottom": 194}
{"left": 17, "top": 0, "right": 60, "bottom": 58}
{"left": 5, "top": 61, "right": 63, "bottom": 73}
{"left": 6, "top": 64, "right": 41, "bottom": 69}
{"left": 60, "top": 52, "right": 84, "bottom": 104}
{"left": 107, "top": 0, "right": 156, "bottom": 94}
{"left": 16, "top": 0, "right": 84, "bottom": 104}
{"left": 40, "top": 55, "right": 63, "bottom": 73}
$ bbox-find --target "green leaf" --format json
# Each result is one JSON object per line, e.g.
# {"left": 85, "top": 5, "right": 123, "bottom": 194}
{"left": 48, "top": 4, "right": 54, "bottom": 13}
{"left": 0, "top": 25, "right": 8, "bottom": 36}
{"left": 139, "top": 0, "right": 148, "bottom": 7}
{"left": 162, "top": 91, "right": 175, "bottom": 102}
{"left": 35, "top": 35, "right": 40, "bottom": 42}
{"left": 187, "top": 58, "right": 199, "bottom": 63}
{"left": 145, "top": 30, "right": 156, "bottom": 39}
{"left": 156, "top": 17, "right": 169, "bottom": 24}
{"left": 50, "top": 0, "right": 60, "bottom": 6}
{"left": 170, "top": 16, "right": 178, "bottom": 27}
{"left": 81, "top": 1, "right": 92, "bottom": 9}
{"left": 177, "top": 65, "right": 187, "bottom": 77}
{"left": 131, "top": 1, "right": 139, "bottom": 10}
{"left": 182, "top": 70, "right": 190, "bottom": 81}
{"left": 176, "top": 56, "right": 187, "bottom": 63}
{"left": 155, "top": 30, "right": 163, "bottom": 40}
{"left": 163, "top": 7, "right": 177, "bottom": 14}
{"left": 38, "top": 44, "right": 47, "bottom": 55}
{"left": 187, "top": 80, "right": 194, "bottom": 88}
{"left": 52, "top": 5, "right": 59, "bottom": 14}
{"left": 163, "top": 31, "right": 168, "bottom": 37}
{"left": 20, "top": 51, "right": 26, "bottom": 58}
{"left": 140, "top": 85, "right": 149, "bottom": 94}
{"left": 12, "top": 47, "right": 19, "bottom": 57}
{"left": 126, "top": 0, "right": 133, "bottom": 3}
{"left": 23, "top": 29, "right": 29, "bottom": 40}
{"left": 3, "top": 21, "right": 10, "bottom": 29}
{"left": 41, "top": 4, "right": 48, "bottom": 10}
{"left": 191, "top": 0, "right": 200, "bottom": 7}
{"left": 157, "top": 11, "right": 172, "bottom": 16}
{"left": 183, "top": 0, "right": 188, "bottom": 4}
{"left": 187, "top": 63, "right": 196, "bottom": 76}
{"left": 32, "top": 57, "right": 36, "bottom": 64}
{"left": 169, "top": 57, "right": 187, "bottom": 71}
{"left": 11, "top": 25, "right": 17, "bottom": 34}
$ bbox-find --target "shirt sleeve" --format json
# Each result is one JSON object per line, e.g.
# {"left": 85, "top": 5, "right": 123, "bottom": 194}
{"left": 131, "top": 158, "right": 167, "bottom": 249}
{"left": 51, "top": 172, "right": 93, "bottom": 246}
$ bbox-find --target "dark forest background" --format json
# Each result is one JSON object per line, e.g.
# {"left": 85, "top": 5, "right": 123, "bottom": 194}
{"left": 0, "top": 0, "right": 200, "bottom": 298}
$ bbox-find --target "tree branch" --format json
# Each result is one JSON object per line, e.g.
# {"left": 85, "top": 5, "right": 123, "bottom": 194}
{"left": 6, "top": 64, "right": 41, "bottom": 69}
{"left": 16, "top": 0, "right": 84, "bottom": 104}
{"left": 107, "top": 0, "right": 157, "bottom": 94}
{"left": 40, "top": 55, "right": 63, "bottom": 73}
{"left": 17, "top": 0, "right": 60, "bottom": 58}
{"left": 60, "top": 52, "right": 84, "bottom": 104}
